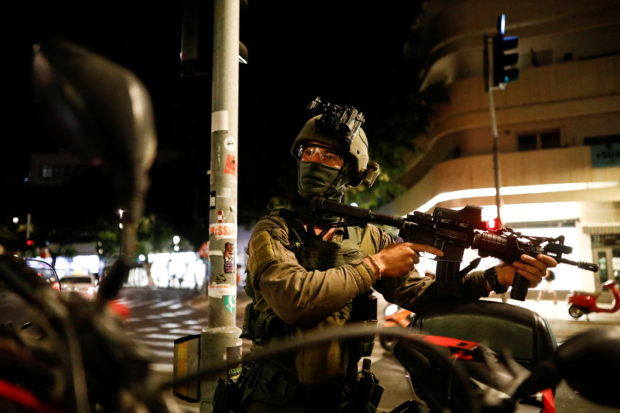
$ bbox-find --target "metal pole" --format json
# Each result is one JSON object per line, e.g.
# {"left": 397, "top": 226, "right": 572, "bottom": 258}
{"left": 487, "top": 88, "right": 503, "bottom": 224}
{"left": 200, "top": 0, "right": 242, "bottom": 412}
{"left": 484, "top": 34, "right": 503, "bottom": 224}
{"left": 26, "top": 213, "right": 31, "bottom": 240}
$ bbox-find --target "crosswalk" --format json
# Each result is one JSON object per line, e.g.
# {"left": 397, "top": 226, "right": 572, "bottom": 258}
{"left": 118, "top": 288, "right": 209, "bottom": 375}
{"left": 114, "top": 287, "right": 411, "bottom": 412}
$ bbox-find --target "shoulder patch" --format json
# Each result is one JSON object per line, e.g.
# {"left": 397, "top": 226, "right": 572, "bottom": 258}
{"left": 248, "top": 230, "right": 278, "bottom": 278}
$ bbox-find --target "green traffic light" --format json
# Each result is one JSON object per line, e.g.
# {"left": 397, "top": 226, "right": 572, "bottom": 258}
{"left": 491, "top": 34, "right": 520, "bottom": 86}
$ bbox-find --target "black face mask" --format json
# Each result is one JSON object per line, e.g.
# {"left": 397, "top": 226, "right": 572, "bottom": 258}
{"left": 297, "top": 161, "right": 348, "bottom": 201}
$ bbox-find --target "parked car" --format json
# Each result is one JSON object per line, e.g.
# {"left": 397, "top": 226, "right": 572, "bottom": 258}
{"left": 59, "top": 274, "right": 98, "bottom": 299}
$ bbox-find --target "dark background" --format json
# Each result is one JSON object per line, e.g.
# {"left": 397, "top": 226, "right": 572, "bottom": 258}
{"left": 3, "top": 1, "right": 424, "bottom": 246}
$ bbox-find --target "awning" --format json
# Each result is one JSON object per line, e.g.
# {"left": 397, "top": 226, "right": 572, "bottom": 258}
{"left": 582, "top": 225, "right": 620, "bottom": 235}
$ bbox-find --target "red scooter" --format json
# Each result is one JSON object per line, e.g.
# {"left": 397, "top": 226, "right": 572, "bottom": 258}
{"left": 567, "top": 279, "right": 620, "bottom": 319}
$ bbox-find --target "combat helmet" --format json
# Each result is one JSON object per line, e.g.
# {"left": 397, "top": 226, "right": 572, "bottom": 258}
{"left": 290, "top": 97, "right": 380, "bottom": 188}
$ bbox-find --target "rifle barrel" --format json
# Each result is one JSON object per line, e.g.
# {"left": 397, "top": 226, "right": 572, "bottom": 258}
{"left": 559, "top": 257, "right": 599, "bottom": 272}
{"left": 313, "top": 198, "right": 405, "bottom": 228}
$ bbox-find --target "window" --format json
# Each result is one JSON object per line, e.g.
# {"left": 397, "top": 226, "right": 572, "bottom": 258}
{"left": 41, "top": 165, "right": 54, "bottom": 178}
{"left": 517, "top": 129, "right": 561, "bottom": 151}
{"left": 584, "top": 134, "right": 620, "bottom": 146}
{"left": 517, "top": 134, "right": 537, "bottom": 151}
{"left": 541, "top": 131, "right": 561, "bottom": 148}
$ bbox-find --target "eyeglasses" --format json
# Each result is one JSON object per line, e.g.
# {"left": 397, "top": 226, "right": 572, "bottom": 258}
{"left": 299, "top": 144, "right": 345, "bottom": 168}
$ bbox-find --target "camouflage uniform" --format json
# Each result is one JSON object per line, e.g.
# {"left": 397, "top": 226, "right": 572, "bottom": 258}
{"left": 237, "top": 100, "right": 489, "bottom": 412}
{"left": 239, "top": 209, "right": 489, "bottom": 412}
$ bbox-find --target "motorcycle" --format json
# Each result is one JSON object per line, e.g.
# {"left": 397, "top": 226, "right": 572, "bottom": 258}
{"left": 0, "top": 38, "right": 162, "bottom": 413}
{"left": 567, "top": 279, "right": 620, "bottom": 319}
{"left": 392, "top": 299, "right": 559, "bottom": 412}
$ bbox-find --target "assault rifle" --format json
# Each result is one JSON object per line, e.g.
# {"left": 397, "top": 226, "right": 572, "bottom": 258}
{"left": 309, "top": 197, "right": 598, "bottom": 301}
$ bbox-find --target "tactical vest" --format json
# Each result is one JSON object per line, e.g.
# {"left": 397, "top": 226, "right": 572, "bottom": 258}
{"left": 242, "top": 208, "right": 378, "bottom": 388}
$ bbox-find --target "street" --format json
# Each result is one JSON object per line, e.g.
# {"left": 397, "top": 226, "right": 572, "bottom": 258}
{"left": 115, "top": 287, "right": 620, "bottom": 412}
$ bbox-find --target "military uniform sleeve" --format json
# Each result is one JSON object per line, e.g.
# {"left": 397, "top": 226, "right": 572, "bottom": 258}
{"left": 370, "top": 227, "right": 490, "bottom": 308}
{"left": 375, "top": 267, "right": 489, "bottom": 310}
{"left": 363, "top": 226, "right": 439, "bottom": 309}
{"left": 247, "top": 216, "right": 377, "bottom": 326}
{"left": 462, "top": 270, "right": 490, "bottom": 298}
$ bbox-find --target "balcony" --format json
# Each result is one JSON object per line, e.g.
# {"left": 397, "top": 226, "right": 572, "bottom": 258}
{"left": 383, "top": 146, "right": 620, "bottom": 216}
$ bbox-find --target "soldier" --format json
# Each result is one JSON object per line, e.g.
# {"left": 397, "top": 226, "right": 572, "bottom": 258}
{"left": 237, "top": 99, "right": 556, "bottom": 412}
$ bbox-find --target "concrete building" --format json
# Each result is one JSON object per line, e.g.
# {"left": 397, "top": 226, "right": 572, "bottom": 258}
{"left": 381, "top": 0, "right": 620, "bottom": 293}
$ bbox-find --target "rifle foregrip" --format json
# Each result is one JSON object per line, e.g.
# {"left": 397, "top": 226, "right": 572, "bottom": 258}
{"left": 510, "top": 274, "right": 529, "bottom": 301}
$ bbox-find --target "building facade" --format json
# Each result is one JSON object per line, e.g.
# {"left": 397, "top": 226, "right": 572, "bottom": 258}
{"left": 381, "top": 0, "right": 620, "bottom": 293}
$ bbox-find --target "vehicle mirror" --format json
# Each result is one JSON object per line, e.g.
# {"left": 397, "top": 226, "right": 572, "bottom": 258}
{"left": 557, "top": 327, "right": 620, "bottom": 407}
{"left": 25, "top": 258, "right": 61, "bottom": 292}
{"left": 30, "top": 39, "right": 158, "bottom": 301}
{"left": 31, "top": 39, "right": 157, "bottom": 225}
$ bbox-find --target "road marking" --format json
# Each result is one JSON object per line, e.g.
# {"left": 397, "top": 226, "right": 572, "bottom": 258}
{"left": 149, "top": 300, "right": 178, "bottom": 309}
{"left": 137, "top": 340, "right": 174, "bottom": 348}
{"left": 150, "top": 363, "right": 173, "bottom": 373}
{"left": 170, "top": 329, "right": 203, "bottom": 335}
{"left": 135, "top": 327, "right": 160, "bottom": 333}
{"left": 147, "top": 349, "right": 174, "bottom": 358}
{"left": 129, "top": 299, "right": 161, "bottom": 308}
{"left": 160, "top": 323, "right": 182, "bottom": 329}
{"left": 146, "top": 333, "right": 183, "bottom": 340}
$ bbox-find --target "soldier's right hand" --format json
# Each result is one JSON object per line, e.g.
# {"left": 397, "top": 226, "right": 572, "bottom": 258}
{"left": 369, "top": 242, "right": 443, "bottom": 278}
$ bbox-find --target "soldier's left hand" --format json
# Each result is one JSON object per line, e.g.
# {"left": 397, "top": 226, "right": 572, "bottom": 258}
{"left": 496, "top": 254, "right": 557, "bottom": 288}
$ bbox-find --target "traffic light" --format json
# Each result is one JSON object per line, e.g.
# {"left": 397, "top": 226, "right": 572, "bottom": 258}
{"left": 180, "top": 0, "right": 249, "bottom": 77}
{"left": 491, "top": 34, "right": 519, "bottom": 87}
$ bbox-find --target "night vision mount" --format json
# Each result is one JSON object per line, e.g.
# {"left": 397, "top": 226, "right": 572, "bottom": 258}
{"left": 306, "top": 96, "right": 365, "bottom": 146}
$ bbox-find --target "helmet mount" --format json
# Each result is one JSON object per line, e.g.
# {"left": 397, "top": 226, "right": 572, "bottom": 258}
{"left": 306, "top": 97, "right": 365, "bottom": 148}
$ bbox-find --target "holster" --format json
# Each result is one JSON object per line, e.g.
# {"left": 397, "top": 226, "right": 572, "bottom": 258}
{"left": 213, "top": 363, "right": 261, "bottom": 413}
{"left": 348, "top": 290, "right": 378, "bottom": 359}
{"left": 338, "top": 359, "right": 384, "bottom": 413}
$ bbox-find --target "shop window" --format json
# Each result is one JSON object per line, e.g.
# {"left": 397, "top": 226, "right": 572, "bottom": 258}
{"left": 517, "top": 130, "right": 561, "bottom": 151}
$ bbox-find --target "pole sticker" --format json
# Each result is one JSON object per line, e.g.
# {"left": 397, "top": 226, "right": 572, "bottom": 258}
{"left": 224, "top": 295, "right": 236, "bottom": 313}
{"left": 224, "top": 154, "right": 237, "bottom": 176}
{"left": 224, "top": 137, "right": 236, "bottom": 152}
{"left": 208, "top": 284, "right": 236, "bottom": 298}
{"left": 212, "top": 110, "right": 229, "bottom": 133}
{"left": 210, "top": 191, "right": 216, "bottom": 209}
{"left": 209, "top": 223, "right": 236, "bottom": 240}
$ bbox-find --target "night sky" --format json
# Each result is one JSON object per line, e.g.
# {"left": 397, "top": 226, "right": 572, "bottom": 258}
{"left": 3, "top": 1, "right": 422, "bottom": 243}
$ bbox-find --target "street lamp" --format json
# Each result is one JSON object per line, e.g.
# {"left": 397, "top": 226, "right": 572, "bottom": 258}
{"left": 118, "top": 209, "right": 125, "bottom": 256}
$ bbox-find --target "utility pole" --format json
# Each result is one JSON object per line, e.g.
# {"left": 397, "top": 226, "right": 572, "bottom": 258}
{"left": 486, "top": 78, "right": 504, "bottom": 224}
{"left": 483, "top": 13, "right": 520, "bottom": 225}
{"left": 199, "top": 0, "right": 242, "bottom": 412}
